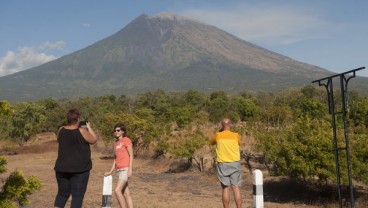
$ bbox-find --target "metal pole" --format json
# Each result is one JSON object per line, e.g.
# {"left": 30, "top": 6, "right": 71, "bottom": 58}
{"left": 340, "top": 75, "right": 355, "bottom": 207}
{"left": 312, "top": 67, "right": 365, "bottom": 208}
{"left": 327, "top": 79, "right": 343, "bottom": 208}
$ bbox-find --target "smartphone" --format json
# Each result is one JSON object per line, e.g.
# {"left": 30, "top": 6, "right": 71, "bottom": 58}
{"left": 79, "top": 120, "right": 88, "bottom": 128}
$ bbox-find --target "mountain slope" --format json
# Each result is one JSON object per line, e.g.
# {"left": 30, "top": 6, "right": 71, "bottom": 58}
{"left": 0, "top": 13, "right": 364, "bottom": 102}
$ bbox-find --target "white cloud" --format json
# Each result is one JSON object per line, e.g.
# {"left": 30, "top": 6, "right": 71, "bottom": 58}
{"left": 181, "top": 4, "right": 333, "bottom": 45}
{"left": 0, "top": 41, "right": 63, "bottom": 77}
{"left": 40, "top": 40, "right": 65, "bottom": 50}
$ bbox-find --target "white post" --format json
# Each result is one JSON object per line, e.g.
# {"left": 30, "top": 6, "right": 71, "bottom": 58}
{"left": 102, "top": 175, "right": 112, "bottom": 208}
{"left": 253, "top": 169, "right": 264, "bottom": 208}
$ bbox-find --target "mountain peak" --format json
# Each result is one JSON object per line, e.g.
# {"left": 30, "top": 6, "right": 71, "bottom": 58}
{"left": 0, "top": 13, "right": 349, "bottom": 102}
{"left": 150, "top": 12, "right": 191, "bottom": 21}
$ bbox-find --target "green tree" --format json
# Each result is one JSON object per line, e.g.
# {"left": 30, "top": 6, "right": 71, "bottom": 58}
{"left": 0, "top": 157, "right": 42, "bottom": 208}
{"left": 36, "top": 98, "right": 58, "bottom": 111}
{"left": 135, "top": 90, "right": 173, "bottom": 122}
{"left": 0, "top": 101, "right": 12, "bottom": 116}
{"left": 9, "top": 102, "right": 46, "bottom": 144}
{"left": 98, "top": 111, "right": 158, "bottom": 154}
{"left": 172, "top": 106, "right": 194, "bottom": 129}
{"left": 256, "top": 117, "right": 339, "bottom": 183}
{"left": 0, "top": 101, "right": 13, "bottom": 140}
{"left": 350, "top": 132, "right": 368, "bottom": 184}
{"left": 230, "top": 96, "right": 260, "bottom": 121}
{"left": 169, "top": 90, "right": 208, "bottom": 128}
{"left": 134, "top": 107, "right": 155, "bottom": 123}
{"left": 182, "top": 90, "right": 207, "bottom": 110}
{"left": 0, "top": 157, "right": 7, "bottom": 174}
{"left": 36, "top": 98, "right": 67, "bottom": 132}
{"left": 349, "top": 96, "right": 368, "bottom": 128}
{"left": 42, "top": 104, "right": 67, "bottom": 133}
{"left": 208, "top": 91, "right": 231, "bottom": 122}
{"left": 292, "top": 95, "right": 327, "bottom": 119}
{"left": 262, "top": 105, "right": 292, "bottom": 127}
{"left": 154, "top": 138, "right": 170, "bottom": 158}
{"left": 168, "top": 130, "right": 207, "bottom": 165}
{"left": 0, "top": 171, "right": 42, "bottom": 208}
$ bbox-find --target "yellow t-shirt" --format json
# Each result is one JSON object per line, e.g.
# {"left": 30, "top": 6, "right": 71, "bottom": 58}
{"left": 210, "top": 130, "right": 240, "bottom": 163}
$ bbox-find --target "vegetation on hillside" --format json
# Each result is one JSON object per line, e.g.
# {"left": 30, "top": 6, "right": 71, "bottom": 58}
{"left": 4, "top": 12, "right": 359, "bottom": 102}
{"left": 1, "top": 86, "right": 368, "bottom": 187}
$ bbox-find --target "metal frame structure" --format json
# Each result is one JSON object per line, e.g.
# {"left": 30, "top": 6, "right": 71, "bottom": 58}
{"left": 312, "top": 67, "right": 365, "bottom": 208}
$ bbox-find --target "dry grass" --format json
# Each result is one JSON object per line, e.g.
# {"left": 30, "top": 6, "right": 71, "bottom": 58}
{"left": 0, "top": 132, "right": 367, "bottom": 207}
{"left": 14, "top": 140, "right": 58, "bottom": 154}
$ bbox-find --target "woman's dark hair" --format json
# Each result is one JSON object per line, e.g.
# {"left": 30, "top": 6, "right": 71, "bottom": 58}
{"left": 67, "top": 109, "right": 80, "bottom": 124}
{"left": 114, "top": 123, "right": 127, "bottom": 137}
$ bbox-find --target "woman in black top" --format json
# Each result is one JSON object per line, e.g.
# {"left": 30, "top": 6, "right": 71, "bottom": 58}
{"left": 54, "top": 108, "right": 97, "bottom": 208}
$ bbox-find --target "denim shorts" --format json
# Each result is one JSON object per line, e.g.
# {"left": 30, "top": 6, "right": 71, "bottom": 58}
{"left": 216, "top": 161, "right": 242, "bottom": 187}
{"left": 116, "top": 168, "right": 128, "bottom": 181}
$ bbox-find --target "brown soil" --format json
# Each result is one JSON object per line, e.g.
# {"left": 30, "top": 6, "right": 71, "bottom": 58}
{"left": 1, "top": 133, "right": 367, "bottom": 208}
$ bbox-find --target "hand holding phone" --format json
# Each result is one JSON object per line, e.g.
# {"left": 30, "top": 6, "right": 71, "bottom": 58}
{"left": 79, "top": 120, "right": 88, "bottom": 128}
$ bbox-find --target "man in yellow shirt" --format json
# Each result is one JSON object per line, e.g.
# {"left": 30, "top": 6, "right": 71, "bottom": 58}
{"left": 210, "top": 118, "right": 242, "bottom": 208}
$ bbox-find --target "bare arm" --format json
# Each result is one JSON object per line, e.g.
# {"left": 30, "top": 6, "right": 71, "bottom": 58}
{"left": 80, "top": 122, "right": 97, "bottom": 144}
{"left": 105, "top": 159, "right": 116, "bottom": 176}
{"left": 127, "top": 146, "right": 134, "bottom": 177}
{"left": 56, "top": 126, "right": 64, "bottom": 142}
{"left": 209, "top": 134, "right": 217, "bottom": 145}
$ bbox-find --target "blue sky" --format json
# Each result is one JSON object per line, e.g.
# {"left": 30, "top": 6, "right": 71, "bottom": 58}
{"left": 1, "top": 0, "right": 367, "bottom": 77}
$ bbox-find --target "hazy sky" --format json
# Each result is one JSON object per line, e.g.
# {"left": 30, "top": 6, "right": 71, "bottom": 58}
{"left": 1, "top": 0, "right": 367, "bottom": 77}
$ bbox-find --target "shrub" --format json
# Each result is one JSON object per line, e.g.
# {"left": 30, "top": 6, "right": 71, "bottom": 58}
{"left": 0, "top": 157, "right": 7, "bottom": 174}
{"left": 168, "top": 130, "right": 207, "bottom": 162}
{"left": 0, "top": 167, "right": 42, "bottom": 207}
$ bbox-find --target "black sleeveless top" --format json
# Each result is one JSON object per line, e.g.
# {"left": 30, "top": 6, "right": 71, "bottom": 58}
{"left": 54, "top": 128, "right": 92, "bottom": 173}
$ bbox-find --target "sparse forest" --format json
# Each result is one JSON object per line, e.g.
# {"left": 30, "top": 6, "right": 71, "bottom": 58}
{"left": 1, "top": 86, "right": 368, "bottom": 206}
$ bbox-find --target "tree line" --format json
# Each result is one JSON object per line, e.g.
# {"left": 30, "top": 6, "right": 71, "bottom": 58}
{"left": 1, "top": 86, "right": 368, "bottom": 187}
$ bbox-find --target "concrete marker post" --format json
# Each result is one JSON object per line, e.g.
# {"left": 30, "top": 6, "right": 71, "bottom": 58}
{"left": 102, "top": 175, "right": 112, "bottom": 208}
{"left": 253, "top": 169, "right": 264, "bottom": 208}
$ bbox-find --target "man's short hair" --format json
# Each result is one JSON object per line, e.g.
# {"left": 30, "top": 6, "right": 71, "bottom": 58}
{"left": 221, "top": 118, "right": 232, "bottom": 128}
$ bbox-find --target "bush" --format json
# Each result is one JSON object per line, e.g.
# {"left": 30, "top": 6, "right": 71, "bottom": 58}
{"left": 98, "top": 111, "right": 159, "bottom": 154}
{"left": 0, "top": 157, "right": 7, "bottom": 174}
{"left": 168, "top": 130, "right": 207, "bottom": 161}
{"left": 256, "top": 117, "right": 338, "bottom": 183}
{"left": 0, "top": 162, "right": 42, "bottom": 207}
{"left": 154, "top": 138, "right": 170, "bottom": 158}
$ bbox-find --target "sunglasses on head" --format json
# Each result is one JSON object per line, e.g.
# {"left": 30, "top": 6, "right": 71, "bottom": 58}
{"left": 114, "top": 129, "right": 121, "bottom": 132}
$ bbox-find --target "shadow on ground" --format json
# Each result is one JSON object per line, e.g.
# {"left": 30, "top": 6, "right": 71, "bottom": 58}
{"left": 263, "top": 177, "right": 368, "bottom": 207}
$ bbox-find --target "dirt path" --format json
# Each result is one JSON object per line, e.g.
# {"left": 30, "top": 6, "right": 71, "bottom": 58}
{"left": 3, "top": 140, "right": 253, "bottom": 208}
{"left": 5, "top": 152, "right": 252, "bottom": 207}
{"left": 2, "top": 136, "right": 366, "bottom": 208}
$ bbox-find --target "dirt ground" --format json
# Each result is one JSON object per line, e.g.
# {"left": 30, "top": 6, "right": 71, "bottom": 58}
{"left": 1, "top": 133, "right": 367, "bottom": 208}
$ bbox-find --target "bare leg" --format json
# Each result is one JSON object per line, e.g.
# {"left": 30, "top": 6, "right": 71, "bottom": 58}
{"left": 115, "top": 180, "right": 127, "bottom": 208}
{"left": 231, "top": 185, "right": 242, "bottom": 208}
{"left": 122, "top": 182, "right": 133, "bottom": 208}
{"left": 222, "top": 185, "right": 230, "bottom": 208}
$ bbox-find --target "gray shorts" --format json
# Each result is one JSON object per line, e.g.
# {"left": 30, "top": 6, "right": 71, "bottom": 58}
{"left": 116, "top": 168, "right": 128, "bottom": 181}
{"left": 216, "top": 161, "right": 242, "bottom": 187}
